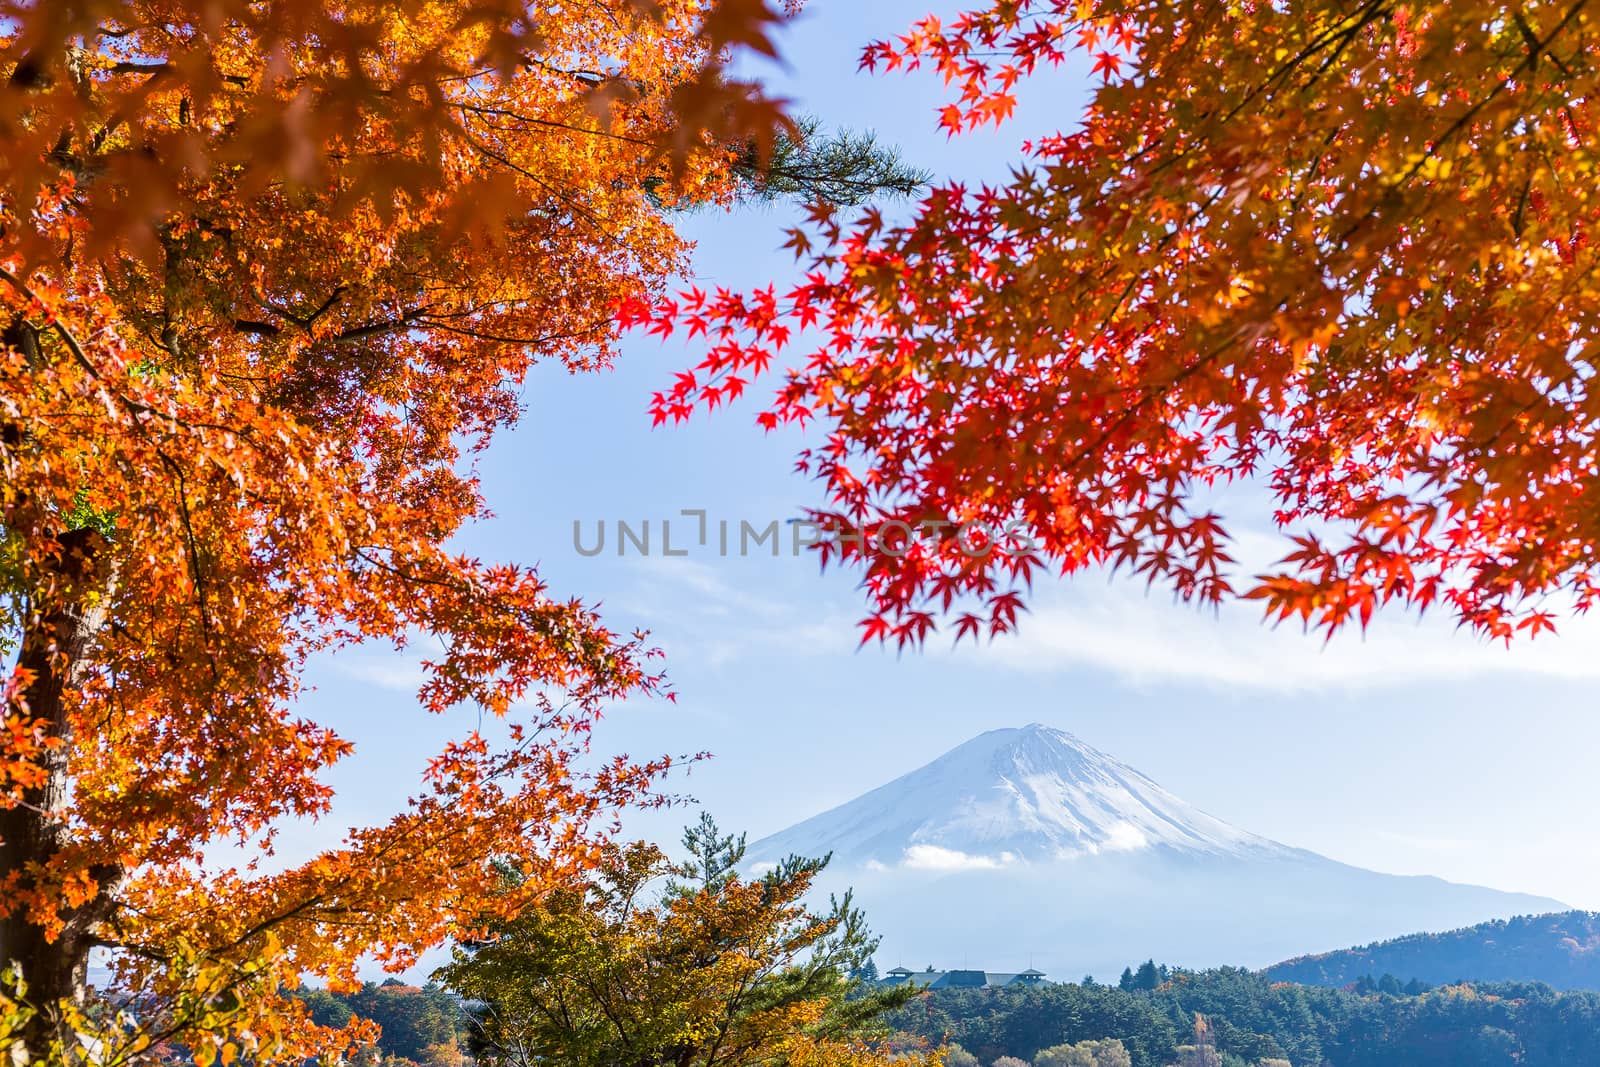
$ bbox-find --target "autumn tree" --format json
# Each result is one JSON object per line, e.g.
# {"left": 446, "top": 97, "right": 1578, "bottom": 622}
{"left": 631, "top": 0, "right": 1600, "bottom": 647}
{"left": 0, "top": 0, "right": 923, "bottom": 1062}
{"left": 1174, "top": 1016, "right": 1221, "bottom": 1067}
{"left": 436, "top": 815, "right": 920, "bottom": 1067}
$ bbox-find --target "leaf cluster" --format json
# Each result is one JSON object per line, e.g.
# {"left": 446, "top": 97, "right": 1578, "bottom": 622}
{"left": 635, "top": 0, "right": 1600, "bottom": 647}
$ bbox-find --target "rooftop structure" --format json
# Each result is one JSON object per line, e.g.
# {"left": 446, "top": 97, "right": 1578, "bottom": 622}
{"left": 877, "top": 966, "right": 1050, "bottom": 990}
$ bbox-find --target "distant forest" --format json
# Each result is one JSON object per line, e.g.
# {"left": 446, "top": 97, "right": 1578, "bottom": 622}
{"left": 298, "top": 981, "right": 469, "bottom": 1067}
{"left": 1263, "top": 911, "right": 1600, "bottom": 990}
{"left": 295, "top": 912, "right": 1600, "bottom": 1067}
{"left": 884, "top": 967, "right": 1600, "bottom": 1067}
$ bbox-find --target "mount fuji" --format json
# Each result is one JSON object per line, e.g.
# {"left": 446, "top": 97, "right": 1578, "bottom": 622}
{"left": 747, "top": 724, "right": 1564, "bottom": 979}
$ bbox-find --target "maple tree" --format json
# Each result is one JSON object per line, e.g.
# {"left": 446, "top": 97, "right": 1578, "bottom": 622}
{"left": 438, "top": 813, "right": 921, "bottom": 1067}
{"left": 630, "top": 0, "right": 1600, "bottom": 648}
{"left": 0, "top": 0, "right": 839, "bottom": 1062}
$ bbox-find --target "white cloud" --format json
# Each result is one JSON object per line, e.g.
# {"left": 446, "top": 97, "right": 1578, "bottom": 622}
{"left": 331, "top": 529, "right": 1600, "bottom": 693}
{"left": 326, "top": 650, "right": 428, "bottom": 691}
{"left": 612, "top": 557, "right": 858, "bottom": 668}
{"left": 902, "top": 844, "right": 1019, "bottom": 871}
{"left": 1102, "top": 822, "right": 1150, "bottom": 852}
{"left": 971, "top": 574, "right": 1600, "bottom": 691}
{"left": 1370, "top": 830, "right": 1480, "bottom": 854}
{"left": 622, "top": 558, "right": 786, "bottom": 620}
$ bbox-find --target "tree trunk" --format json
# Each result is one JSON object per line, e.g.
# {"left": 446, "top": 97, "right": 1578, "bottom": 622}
{"left": 0, "top": 527, "right": 119, "bottom": 1061}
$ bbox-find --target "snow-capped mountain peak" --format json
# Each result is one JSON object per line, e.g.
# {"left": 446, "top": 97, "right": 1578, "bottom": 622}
{"left": 748, "top": 723, "right": 1284, "bottom": 870}
{"left": 741, "top": 724, "right": 1564, "bottom": 977}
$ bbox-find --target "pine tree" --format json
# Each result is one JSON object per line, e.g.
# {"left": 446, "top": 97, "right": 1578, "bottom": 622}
{"left": 674, "top": 811, "right": 749, "bottom": 895}
{"left": 442, "top": 818, "right": 916, "bottom": 1067}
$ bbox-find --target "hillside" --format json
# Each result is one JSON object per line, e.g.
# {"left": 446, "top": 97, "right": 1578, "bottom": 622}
{"left": 1263, "top": 911, "right": 1600, "bottom": 991}
{"left": 884, "top": 969, "right": 1600, "bottom": 1067}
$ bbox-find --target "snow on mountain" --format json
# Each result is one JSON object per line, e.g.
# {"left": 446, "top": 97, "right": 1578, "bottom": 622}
{"left": 748, "top": 724, "right": 1286, "bottom": 870}
{"left": 747, "top": 724, "right": 1566, "bottom": 978}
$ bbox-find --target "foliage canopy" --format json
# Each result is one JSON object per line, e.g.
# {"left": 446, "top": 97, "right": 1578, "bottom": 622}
{"left": 631, "top": 0, "right": 1600, "bottom": 647}
{"left": 438, "top": 814, "right": 919, "bottom": 1067}
{"left": 0, "top": 0, "right": 821, "bottom": 1061}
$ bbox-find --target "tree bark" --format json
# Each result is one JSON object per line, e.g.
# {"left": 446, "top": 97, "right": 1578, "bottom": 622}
{"left": 0, "top": 527, "right": 119, "bottom": 1061}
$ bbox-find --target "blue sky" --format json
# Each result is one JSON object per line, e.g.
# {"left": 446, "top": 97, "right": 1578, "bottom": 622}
{"left": 293, "top": 0, "right": 1600, "bottom": 936}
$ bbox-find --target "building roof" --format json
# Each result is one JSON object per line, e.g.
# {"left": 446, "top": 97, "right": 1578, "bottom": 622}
{"left": 877, "top": 966, "right": 1050, "bottom": 990}
{"left": 929, "top": 969, "right": 988, "bottom": 989}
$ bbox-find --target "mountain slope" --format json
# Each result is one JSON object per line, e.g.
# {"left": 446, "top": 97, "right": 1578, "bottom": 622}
{"left": 748, "top": 724, "right": 1285, "bottom": 867}
{"left": 747, "top": 725, "right": 1566, "bottom": 979}
{"left": 1263, "top": 911, "right": 1600, "bottom": 990}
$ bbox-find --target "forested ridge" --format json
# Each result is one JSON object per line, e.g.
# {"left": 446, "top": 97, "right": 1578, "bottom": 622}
{"left": 1264, "top": 912, "right": 1600, "bottom": 991}
{"left": 885, "top": 968, "right": 1600, "bottom": 1067}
